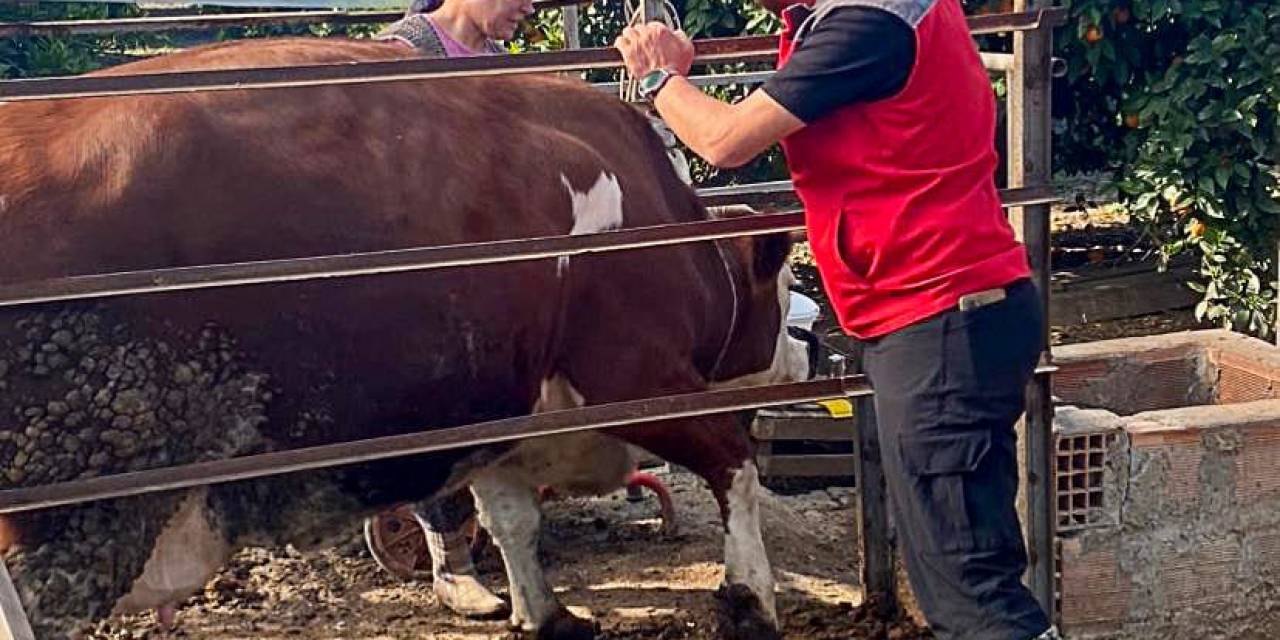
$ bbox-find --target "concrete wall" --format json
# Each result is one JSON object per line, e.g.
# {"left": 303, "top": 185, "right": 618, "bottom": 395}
{"left": 1051, "top": 331, "right": 1280, "bottom": 638}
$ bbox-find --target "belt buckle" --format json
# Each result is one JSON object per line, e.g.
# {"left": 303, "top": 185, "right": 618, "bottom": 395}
{"left": 958, "top": 287, "right": 1006, "bottom": 311}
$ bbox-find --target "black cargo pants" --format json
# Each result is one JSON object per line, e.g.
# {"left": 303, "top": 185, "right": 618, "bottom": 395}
{"left": 861, "top": 278, "right": 1051, "bottom": 640}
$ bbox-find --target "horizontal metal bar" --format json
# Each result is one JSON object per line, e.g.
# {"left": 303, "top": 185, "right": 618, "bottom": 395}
{"left": 0, "top": 185, "right": 1055, "bottom": 309}
{"left": 0, "top": 211, "right": 803, "bottom": 308}
{"left": 0, "top": 6, "right": 1067, "bottom": 40}
{"left": 968, "top": 6, "right": 1066, "bottom": 35}
{"left": 0, "top": 8, "right": 1067, "bottom": 102}
{"left": 595, "top": 69, "right": 776, "bottom": 92}
{"left": 0, "top": 9, "right": 403, "bottom": 38}
{"left": 0, "top": 0, "right": 586, "bottom": 38}
{"left": 980, "top": 52, "right": 1067, "bottom": 78}
{"left": 698, "top": 181, "right": 1056, "bottom": 210}
{"left": 0, "top": 35, "right": 777, "bottom": 102}
{"left": 0, "top": 377, "right": 869, "bottom": 514}
{"left": 0, "top": 364, "right": 1057, "bottom": 514}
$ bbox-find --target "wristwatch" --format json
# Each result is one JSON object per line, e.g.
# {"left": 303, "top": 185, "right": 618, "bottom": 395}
{"left": 638, "top": 67, "right": 679, "bottom": 101}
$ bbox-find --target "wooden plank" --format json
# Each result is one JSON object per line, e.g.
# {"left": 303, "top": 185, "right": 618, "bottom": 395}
{"left": 758, "top": 454, "right": 856, "bottom": 478}
{"left": 752, "top": 416, "right": 856, "bottom": 441}
{"left": 1050, "top": 265, "right": 1198, "bottom": 326}
{"left": 0, "top": 562, "right": 34, "bottom": 640}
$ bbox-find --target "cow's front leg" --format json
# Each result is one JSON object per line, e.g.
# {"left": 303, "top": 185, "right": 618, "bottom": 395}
{"left": 714, "top": 459, "right": 780, "bottom": 640}
{"left": 469, "top": 470, "right": 595, "bottom": 640}
{"left": 614, "top": 413, "right": 782, "bottom": 640}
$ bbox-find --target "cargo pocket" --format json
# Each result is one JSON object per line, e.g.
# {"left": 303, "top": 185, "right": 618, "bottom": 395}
{"left": 899, "top": 429, "right": 992, "bottom": 555}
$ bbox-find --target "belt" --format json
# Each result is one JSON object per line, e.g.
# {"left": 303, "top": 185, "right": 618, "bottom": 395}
{"left": 957, "top": 287, "right": 1006, "bottom": 311}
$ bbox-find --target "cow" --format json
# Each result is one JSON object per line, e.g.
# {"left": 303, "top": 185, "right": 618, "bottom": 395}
{"left": 0, "top": 37, "right": 810, "bottom": 639}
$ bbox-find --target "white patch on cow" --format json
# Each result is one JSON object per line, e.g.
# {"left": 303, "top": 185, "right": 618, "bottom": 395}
{"left": 710, "top": 265, "right": 810, "bottom": 390}
{"left": 470, "top": 471, "right": 559, "bottom": 632}
{"left": 724, "top": 461, "right": 779, "bottom": 626}
{"left": 533, "top": 374, "right": 586, "bottom": 413}
{"left": 561, "top": 172, "right": 623, "bottom": 236}
{"left": 507, "top": 375, "right": 633, "bottom": 496}
{"left": 112, "top": 488, "right": 229, "bottom": 616}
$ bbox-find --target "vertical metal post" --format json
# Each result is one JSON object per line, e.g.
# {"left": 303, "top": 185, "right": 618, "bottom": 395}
{"left": 0, "top": 562, "right": 33, "bottom": 640}
{"left": 832, "top": 352, "right": 897, "bottom": 613}
{"left": 853, "top": 393, "right": 897, "bottom": 614}
{"left": 562, "top": 4, "right": 581, "bottom": 50}
{"left": 1010, "top": 1, "right": 1057, "bottom": 620}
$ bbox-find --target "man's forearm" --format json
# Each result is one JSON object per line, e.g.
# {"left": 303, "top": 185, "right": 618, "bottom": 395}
{"left": 652, "top": 78, "right": 806, "bottom": 169}
{"left": 651, "top": 77, "right": 745, "bottom": 168}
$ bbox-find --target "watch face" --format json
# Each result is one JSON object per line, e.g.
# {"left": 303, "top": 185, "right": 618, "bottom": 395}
{"left": 640, "top": 69, "right": 665, "bottom": 92}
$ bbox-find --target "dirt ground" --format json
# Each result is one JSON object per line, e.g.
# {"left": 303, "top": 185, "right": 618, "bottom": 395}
{"left": 94, "top": 469, "right": 930, "bottom": 639}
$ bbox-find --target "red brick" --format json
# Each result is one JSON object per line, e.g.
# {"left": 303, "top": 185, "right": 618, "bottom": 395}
{"left": 1236, "top": 427, "right": 1280, "bottom": 502}
{"left": 1059, "top": 537, "right": 1133, "bottom": 628}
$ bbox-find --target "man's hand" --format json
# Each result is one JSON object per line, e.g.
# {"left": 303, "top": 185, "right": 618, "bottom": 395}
{"left": 614, "top": 22, "right": 695, "bottom": 78}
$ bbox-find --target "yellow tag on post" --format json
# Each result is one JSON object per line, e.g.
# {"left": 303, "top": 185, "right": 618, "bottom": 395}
{"left": 817, "top": 398, "right": 854, "bottom": 418}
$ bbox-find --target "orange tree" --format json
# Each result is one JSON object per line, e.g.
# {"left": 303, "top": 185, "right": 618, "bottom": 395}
{"left": 969, "top": 0, "right": 1279, "bottom": 337}
{"left": 1064, "top": 1, "right": 1278, "bottom": 336}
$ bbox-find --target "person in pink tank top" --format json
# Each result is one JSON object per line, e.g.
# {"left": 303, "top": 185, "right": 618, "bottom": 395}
{"left": 376, "top": 0, "right": 527, "bottom": 58}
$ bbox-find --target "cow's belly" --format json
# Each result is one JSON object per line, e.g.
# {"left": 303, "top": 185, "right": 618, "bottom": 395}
{"left": 488, "top": 374, "right": 634, "bottom": 496}
{"left": 498, "top": 432, "right": 634, "bottom": 497}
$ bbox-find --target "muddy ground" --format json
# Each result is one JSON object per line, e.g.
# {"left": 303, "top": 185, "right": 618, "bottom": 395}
{"left": 95, "top": 469, "right": 930, "bottom": 639}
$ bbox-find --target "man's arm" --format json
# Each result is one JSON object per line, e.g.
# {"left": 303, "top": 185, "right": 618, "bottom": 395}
{"left": 651, "top": 78, "right": 804, "bottom": 168}
{"left": 615, "top": 8, "right": 916, "bottom": 168}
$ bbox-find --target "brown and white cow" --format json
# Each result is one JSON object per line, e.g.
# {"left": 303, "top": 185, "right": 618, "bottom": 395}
{"left": 0, "top": 37, "right": 808, "bottom": 639}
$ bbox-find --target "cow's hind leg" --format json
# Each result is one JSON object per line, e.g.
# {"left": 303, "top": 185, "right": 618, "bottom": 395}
{"left": 470, "top": 470, "right": 595, "bottom": 640}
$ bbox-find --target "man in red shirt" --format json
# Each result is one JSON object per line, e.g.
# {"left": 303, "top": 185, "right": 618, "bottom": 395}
{"left": 617, "top": 1, "right": 1058, "bottom": 638}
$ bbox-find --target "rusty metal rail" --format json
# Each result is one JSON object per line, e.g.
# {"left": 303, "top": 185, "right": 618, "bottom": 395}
{"left": 0, "top": 186, "right": 1053, "bottom": 309}
{"left": 0, "top": 377, "right": 866, "bottom": 514}
{"left": 0, "top": 35, "right": 776, "bottom": 101}
{"left": 0, "top": 5, "right": 1064, "bottom": 39}
{"left": 0, "top": 364, "right": 1059, "bottom": 515}
{"left": 0, "top": 8, "right": 1066, "bottom": 102}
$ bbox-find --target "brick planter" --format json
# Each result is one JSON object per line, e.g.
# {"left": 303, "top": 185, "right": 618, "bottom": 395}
{"left": 1051, "top": 330, "right": 1280, "bottom": 638}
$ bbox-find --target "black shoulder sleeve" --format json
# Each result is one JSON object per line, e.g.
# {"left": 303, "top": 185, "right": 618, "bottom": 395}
{"left": 760, "top": 6, "right": 917, "bottom": 124}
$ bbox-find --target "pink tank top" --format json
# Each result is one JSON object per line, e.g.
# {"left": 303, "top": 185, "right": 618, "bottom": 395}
{"left": 428, "top": 16, "right": 499, "bottom": 57}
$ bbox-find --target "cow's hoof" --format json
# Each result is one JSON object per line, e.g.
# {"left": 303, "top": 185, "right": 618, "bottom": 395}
{"left": 713, "top": 584, "right": 782, "bottom": 640}
{"left": 518, "top": 606, "right": 596, "bottom": 640}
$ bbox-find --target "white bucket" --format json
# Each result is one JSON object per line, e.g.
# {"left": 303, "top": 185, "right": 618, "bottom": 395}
{"left": 787, "top": 291, "right": 820, "bottom": 331}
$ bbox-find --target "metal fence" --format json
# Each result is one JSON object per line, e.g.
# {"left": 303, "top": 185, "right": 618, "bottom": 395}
{"left": 0, "top": 2, "right": 1066, "bottom": 637}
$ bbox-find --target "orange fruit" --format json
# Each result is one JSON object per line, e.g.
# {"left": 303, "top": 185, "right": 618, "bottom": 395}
{"left": 1084, "top": 25, "right": 1103, "bottom": 44}
{"left": 1189, "top": 220, "right": 1206, "bottom": 238}
{"left": 1124, "top": 114, "right": 1140, "bottom": 128}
